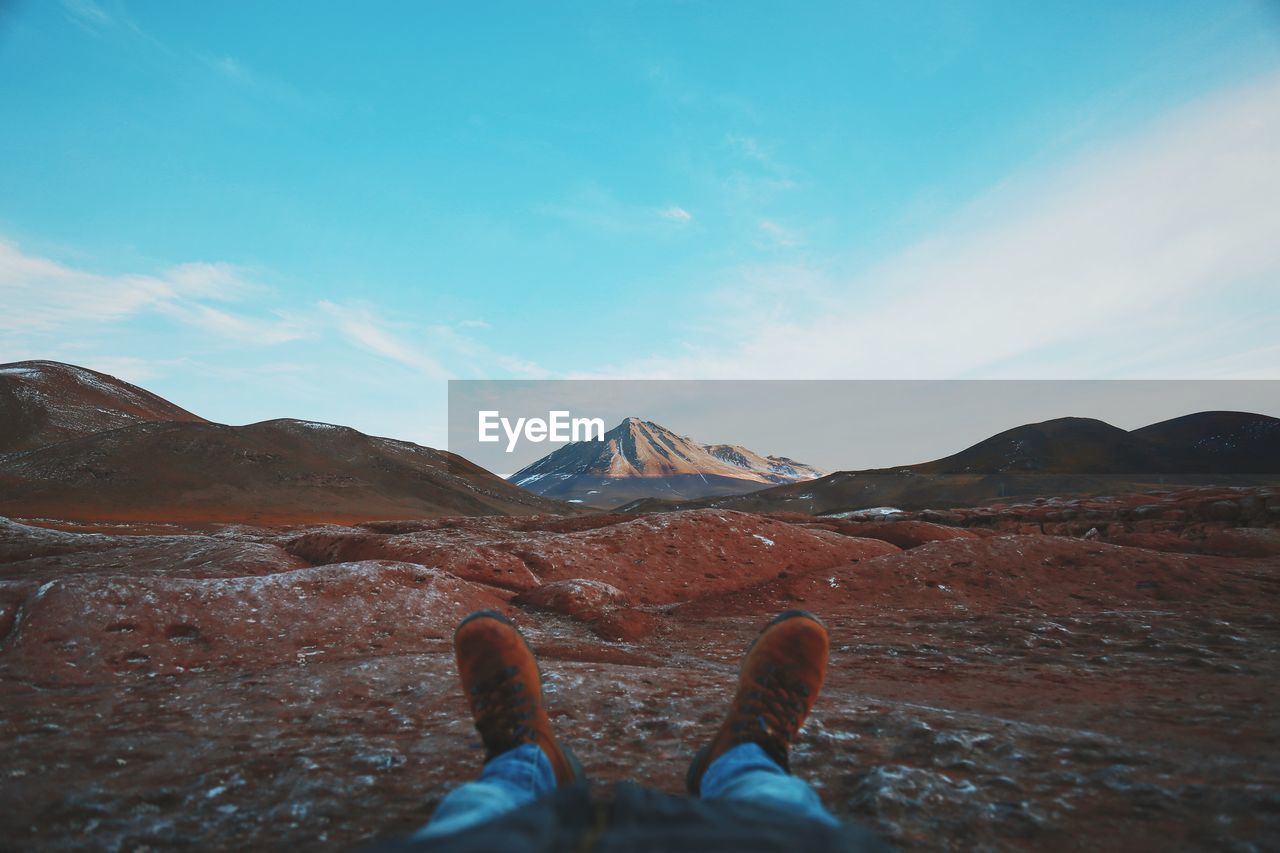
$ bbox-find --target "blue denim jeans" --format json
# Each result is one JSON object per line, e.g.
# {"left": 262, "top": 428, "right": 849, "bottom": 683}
{"left": 413, "top": 741, "right": 839, "bottom": 839}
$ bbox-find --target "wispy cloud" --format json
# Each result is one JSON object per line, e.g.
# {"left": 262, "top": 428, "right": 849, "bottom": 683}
{"left": 723, "top": 133, "right": 800, "bottom": 202}
{"left": 155, "top": 302, "right": 309, "bottom": 345}
{"left": 314, "top": 301, "right": 548, "bottom": 380}
{"left": 61, "top": 0, "right": 110, "bottom": 30}
{"left": 726, "top": 134, "right": 784, "bottom": 171}
{"left": 424, "top": 322, "right": 549, "bottom": 379}
{"left": 0, "top": 242, "right": 284, "bottom": 341}
{"left": 58, "top": 2, "right": 312, "bottom": 111}
{"left": 60, "top": 0, "right": 147, "bottom": 43}
{"left": 317, "top": 300, "right": 450, "bottom": 379}
{"left": 60, "top": 0, "right": 146, "bottom": 36}
{"left": 211, "top": 55, "right": 250, "bottom": 83}
{"left": 0, "top": 237, "right": 545, "bottom": 389}
{"left": 0, "top": 239, "right": 176, "bottom": 334}
{"left": 640, "top": 59, "right": 760, "bottom": 123}
{"left": 198, "top": 52, "right": 314, "bottom": 109}
{"left": 540, "top": 185, "right": 696, "bottom": 234}
{"left": 757, "top": 219, "right": 802, "bottom": 248}
{"left": 164, "top": 261, "right": 259, "bottom": 299}
{"left": 70, "top": 354, "right": 170, "bottom": 385}
{"left": 595, "top": 72, "right": 1280, "bottom": 380}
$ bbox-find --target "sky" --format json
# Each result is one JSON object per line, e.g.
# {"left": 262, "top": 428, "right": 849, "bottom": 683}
{"left": 2, "top": 0, "right": 1279, "bottom": 451}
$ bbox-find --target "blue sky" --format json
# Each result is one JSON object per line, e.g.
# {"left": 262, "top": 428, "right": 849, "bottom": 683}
{"left": 2, "top": 1, "right": 1278, "bottom": 448}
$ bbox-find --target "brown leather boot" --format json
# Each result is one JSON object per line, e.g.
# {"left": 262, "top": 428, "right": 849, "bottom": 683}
{"left": 453, "top": 610, "right": 584, "bottom": 785}
{"left": 686, "top": 610, "right": 829, "bottom": 795}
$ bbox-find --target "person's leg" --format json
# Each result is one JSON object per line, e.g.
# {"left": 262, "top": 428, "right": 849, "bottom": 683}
{"left": 411, "top": 610, "right": 584, "bottom": 839}
{"left": 412, "top": 743, "right": 556, "bottom": 838}
{"left": 699, "top": 741, "right": 839, "bottom": 827}
{"left": 686, "top": 610, "right": 840, "bottom": 824}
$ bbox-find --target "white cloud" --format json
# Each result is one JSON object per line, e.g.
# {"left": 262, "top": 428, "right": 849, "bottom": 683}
{"left": 541, "top": 185, "right": 694, "bottom": 234}
{"left": 164, "top": 261, "right": 258, "bottom": 299}
{"left": 313, "top": 302, "right": 548, "bottom": 381}
{"left": 757, "top": 219, "right": 802, "bottom": 248}
{"left": 726, "top": 134, "right": 781, "bottom": 170}
{"left": 0, "top": 238, "right": 545, "bottom": 391}
{"left": 722, "top": 133, "right": 801, "bottom": 202}
{"left": 61, "top": 0, "right": 111, "bottom": 30}
{"left": 57, "top": 3, "right": 311, "bottom": 112}
{"left": 154, "top": 302, "right": 309, "bottom": 345}
{"left": 600, "top": 72, "right": 1280, "bottom": 380}
{"left": 424, "top": 322, "right": 550, "bottom": 379}
{"left": 541, "top": 185, "right": 697, "bottom": 231}
{"left": 60, "top": 0, "right": 145, "bottom": 40}
{"left": 0, "top": 241, "right": 291, "bottom": 344}
{"left": 0, "top": 240, "right": 175, "bottom": 334}
{"left": 212, "top": 56, "right": 250, "bottom": 83}
{"left": 73, "top": 355, "right": 167, "bottom": 385}
{"left": 317, "top": 300, "right": 451, "bottom": 379}
{"left": 198, "top": 53, "right": 314, "bottom": 110}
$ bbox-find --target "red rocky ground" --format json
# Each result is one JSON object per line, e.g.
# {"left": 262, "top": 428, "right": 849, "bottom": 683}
{"left": 2, "top": 486, "right": 1278, "bottom": 850}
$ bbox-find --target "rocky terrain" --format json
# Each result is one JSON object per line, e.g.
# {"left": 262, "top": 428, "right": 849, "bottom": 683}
{"left": 509, "top": 416, "right": 822, "bottom": 508}
{"left": 3, "top": 485, "right": 1278, "bottom": 850}
{"left": 3, "top": 363, "right": 1277, "bottom": 849}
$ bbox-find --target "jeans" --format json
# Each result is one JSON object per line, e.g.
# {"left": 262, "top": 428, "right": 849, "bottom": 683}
{"left": 413, "top": 741, "right": 839, "bottom": 839}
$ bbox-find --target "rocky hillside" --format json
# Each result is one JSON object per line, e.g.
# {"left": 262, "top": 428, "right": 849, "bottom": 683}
{"left": 0, "top": 362, "right": 575, "bottom": 522}
{"left": 0, "top": 360, "right": 205, "bottom": 453}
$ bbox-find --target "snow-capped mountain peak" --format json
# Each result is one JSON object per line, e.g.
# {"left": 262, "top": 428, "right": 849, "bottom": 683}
{"left": 509, "top": 417, "right": 822, "bottom": 508}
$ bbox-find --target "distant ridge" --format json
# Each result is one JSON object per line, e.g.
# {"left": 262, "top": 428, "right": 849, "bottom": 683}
{"left": 617, "top": 412, "right": 1280, "bottom": 515}
{"left": 0, "top": 361, "right": 576, "bottom": 523}
{"left": 509, "top": 417, "right": 823, "bottom": 508}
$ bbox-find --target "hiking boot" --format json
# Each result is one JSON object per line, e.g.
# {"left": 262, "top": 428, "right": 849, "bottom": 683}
{"left": 686, "top": 610, "right": 829, "bottom": 795}
{"left": 453, "top": 610, "right": 584, "bottom": 785}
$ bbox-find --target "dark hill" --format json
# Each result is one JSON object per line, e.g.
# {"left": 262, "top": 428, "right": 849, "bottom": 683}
{"left": 1131, "top": 411, "right": 1280, "bottom": 473}
{"left": 0, "top": 360, "right": 205, "bottom": 453}
{"left": 0, "top": 361, "right": 576, "bottom": 523}
{"left": 918, "top": 417, "right": 1186, "bottom": 475}
{"left": 0, "top": 417, "right": 574, "bottom": 523}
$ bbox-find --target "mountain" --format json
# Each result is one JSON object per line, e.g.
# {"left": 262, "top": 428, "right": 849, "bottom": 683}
{"left": 508, "top": 417, "right": 822, "bottom": 508}
{"left": 0, "top": 360, "right": 205, "bottom": 453}
{"left": 703, "top": 443, "right": 821, "bottom": 481}
{"left": 0, "top": 362, "right": 575, "bottom": 523}
{"left": 617, "top": 412, "right": 1280, "bottom": 515}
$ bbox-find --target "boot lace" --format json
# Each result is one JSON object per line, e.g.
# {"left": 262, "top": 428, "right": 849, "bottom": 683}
{"left": 470, "top": 664, "right": 536, "bottom": 756}
{"left": 729, "top": 661, "right": 810, "bottom": 769}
